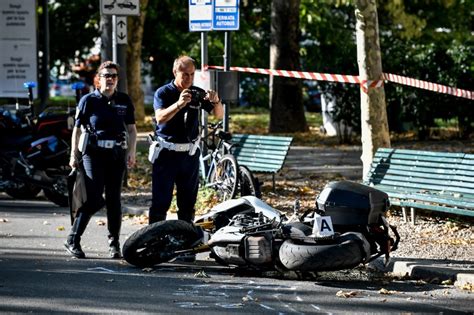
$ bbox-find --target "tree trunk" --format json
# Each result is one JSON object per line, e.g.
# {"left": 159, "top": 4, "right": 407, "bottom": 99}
{"left": 269, "top": 0, "right": 307, "bottom": 133}
{"left": 100, "top": 15, "right": 112, "bottom": 62}
{"left": 126, "top": 0, "right": 149, "bottom": 122}
{"left": 355, "top": 0, "right": 390, "bottom": 179}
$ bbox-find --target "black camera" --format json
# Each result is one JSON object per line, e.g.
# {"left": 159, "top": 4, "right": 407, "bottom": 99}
{"left": 189, "top": 87, "right": 207, "bottom": 103}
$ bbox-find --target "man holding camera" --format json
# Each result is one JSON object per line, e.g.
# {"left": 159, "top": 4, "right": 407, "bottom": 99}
{"left": 149, "top": 55, "right": 223, "bottom": 227}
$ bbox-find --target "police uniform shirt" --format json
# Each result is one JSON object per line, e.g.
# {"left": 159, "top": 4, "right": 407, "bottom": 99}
{"left": 75, "top": 89, "right": 135, "bottom": 139}
{"left": 153, "top": 82, "right": 214, "bottom": 143}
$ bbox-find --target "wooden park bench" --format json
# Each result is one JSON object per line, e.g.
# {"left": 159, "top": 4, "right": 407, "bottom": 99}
{"left": 365, "top": 148, "right": 474, "bottom": 223}
{"left": 232, "top": 134, "right": 293, "bottom": 190}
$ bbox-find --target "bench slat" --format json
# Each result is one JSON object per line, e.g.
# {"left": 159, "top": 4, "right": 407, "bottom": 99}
{"left": 370, "top": 177, "right": 474, "bottom": 195}
{"left": 399, "top": 201, "right": 474, "bottom": 217}
{"left": 234, "top": 148, "right": 289, "bottom": 158}
{"left": 376, "top": 148, "right": 466, "bottom": 158}
{"left": 369, "top": 172, "right": 474, "bottom": 188}
{"left": 371, "top": 185, "right": 474, "bottom": 209}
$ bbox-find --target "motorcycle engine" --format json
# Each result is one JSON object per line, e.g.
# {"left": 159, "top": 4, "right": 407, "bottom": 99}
{"left": 208, "top": 213, "right": 273, "bottom": 267}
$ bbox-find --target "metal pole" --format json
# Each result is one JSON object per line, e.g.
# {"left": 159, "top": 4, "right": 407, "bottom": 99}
{"left": 224, "top": 32, "right": 231, "bottom": 71}
{"left": 39, "top": 0, "right": 49, "bottom": 112}
{"left": 222, "top": 32, "right": 231, "bottom": 132}
{"left": 112, "top": 15, "right": 117, "bottom": 63}
{"left": 200, "top": 32, "right": 209, "bottom": 160}
{"left": 117, "top": 44, "right": 127, "bottom": 93}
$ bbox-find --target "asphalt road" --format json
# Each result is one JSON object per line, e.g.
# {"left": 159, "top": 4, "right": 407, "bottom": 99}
{"left": 0, "top": 194, "right": 472, "bottom": 314}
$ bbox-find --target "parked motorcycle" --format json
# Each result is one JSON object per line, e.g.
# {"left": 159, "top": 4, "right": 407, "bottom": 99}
{"left": 123, "top": 181, "right": 399, "bottom": 272}
{"left": 0, "top": 82, "right": 79, "bottom": 206}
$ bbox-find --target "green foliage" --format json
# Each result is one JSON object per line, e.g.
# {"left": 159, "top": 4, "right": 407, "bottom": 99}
{"left": 379, "top": 0, "right": 474, "bottom": 138}
{"left": 45, "top": 1, "right": 100, "bottom": 77}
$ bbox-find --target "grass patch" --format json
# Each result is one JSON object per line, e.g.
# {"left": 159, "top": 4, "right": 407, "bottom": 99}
{"left": 138, "top": 106, "right": 331, "bottom": 146}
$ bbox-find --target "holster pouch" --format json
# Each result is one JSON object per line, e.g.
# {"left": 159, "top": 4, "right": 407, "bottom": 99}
{"left": 148, "top": 141, "right": 162, "bottom": 163}
{"left": 189, "top": 140, "right": 200, "bottom": 156}
{"left": 78, "top": 132, "right": 89, "bottom": 153}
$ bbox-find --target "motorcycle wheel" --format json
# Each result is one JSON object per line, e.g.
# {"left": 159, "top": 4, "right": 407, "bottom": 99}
{"left": 6, "top": 183, "right": 42, "bottom": 200}
{"left": 123, "top": 220, "right": 201, "bottom": 268}
{"left": 278, "top": 232, "right": 370, "bottom": 271}
{"left": 43, "top": 171, "right": 69, "bottom": 207}
{"left": 238, "top": 165, "right": 261, "bottom": 198}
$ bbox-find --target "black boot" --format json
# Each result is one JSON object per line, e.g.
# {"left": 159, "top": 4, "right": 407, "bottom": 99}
{"left": 64, "top": 212, "right": 91, "bottom": 258}
{"left": 108, "top": 237, "right": 121, "bottom": 259}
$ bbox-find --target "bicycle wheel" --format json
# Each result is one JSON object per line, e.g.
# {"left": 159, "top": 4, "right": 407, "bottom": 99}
{"left": 239, "top": 165, "right": 261, "bottom": 198}
{"left": 209, "top": 154, "right": 239, "bottom": 201}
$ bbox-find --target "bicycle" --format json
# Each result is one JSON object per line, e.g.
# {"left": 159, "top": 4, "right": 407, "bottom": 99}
{"left": 199, "top": 121, "right": 261, "bottom": 201}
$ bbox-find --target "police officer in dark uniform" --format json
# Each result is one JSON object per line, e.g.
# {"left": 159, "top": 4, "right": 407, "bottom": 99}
{"left": 65, "top": 61, "right": 137, "bottom": 259}
{"left": 149, "top": 55, "right": 223, "bottom": 224}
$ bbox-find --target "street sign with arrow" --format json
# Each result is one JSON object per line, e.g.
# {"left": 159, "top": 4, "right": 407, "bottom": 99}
{"left": 116, "top": 16, "right": 127, "bottom": 44}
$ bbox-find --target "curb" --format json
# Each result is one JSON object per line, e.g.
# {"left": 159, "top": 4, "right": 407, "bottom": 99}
{"left": 392, "top": 260, "right": 474, "bottom": 285}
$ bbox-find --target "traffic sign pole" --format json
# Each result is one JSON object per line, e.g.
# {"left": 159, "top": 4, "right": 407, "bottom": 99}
{"left": 112, "top": 15, "right": 117, "bottom": 63}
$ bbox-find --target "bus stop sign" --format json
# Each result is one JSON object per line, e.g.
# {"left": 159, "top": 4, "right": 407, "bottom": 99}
{"left": 189, "top": 0, "right": 239, "bottom": 32}
{"left": 213, "top": 0, "right": 239, "bottom": 31}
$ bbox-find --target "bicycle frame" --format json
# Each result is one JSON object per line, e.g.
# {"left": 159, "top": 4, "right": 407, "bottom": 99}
{"left": 199, "top": 122, "right": 233, "bottom": 182}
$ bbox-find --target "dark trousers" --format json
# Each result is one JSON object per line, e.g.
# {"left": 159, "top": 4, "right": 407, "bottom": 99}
{"left": 149, "top": 149, "right": 200, "bottom": 223}
{"left": 80, "top": 147, "right": 126, "bottom": 239}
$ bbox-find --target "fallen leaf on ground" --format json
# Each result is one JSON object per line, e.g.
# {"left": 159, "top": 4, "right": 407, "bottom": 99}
{"left": 0, "top": 218, "right": 8, "bottom": 223}
{"left": 336, "top": 290, "right": 358, "bottom": 298}
{"left": 56, "top": 226, "right": 65, "bottom": 231}
{"left": 442, "top": 279, "right": 454, "bottom": 285}
{"left": 96, "top": 219, "right": 106, "bottom": 226}
{"left": 379, "top": 288, "right": 399, "bottom": 295}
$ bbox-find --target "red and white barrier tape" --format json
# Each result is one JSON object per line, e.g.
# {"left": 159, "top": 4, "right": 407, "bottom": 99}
{"left": 207, "top": 65, "right": 473, "bottom": 100}
{"left": 382, "top": 73, "right": 473, "bottom": 100}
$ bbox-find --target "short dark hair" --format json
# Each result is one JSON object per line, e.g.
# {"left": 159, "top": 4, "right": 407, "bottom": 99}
{"left": 97, "top": 61, "right": 120, "bottom": 74}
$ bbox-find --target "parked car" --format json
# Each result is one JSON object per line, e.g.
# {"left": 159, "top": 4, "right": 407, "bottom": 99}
{"left": 305, "top": 89, "right": 322, "bottom": 112}
{"left": 117, "top": 1, "right": 137, "bottom": 9}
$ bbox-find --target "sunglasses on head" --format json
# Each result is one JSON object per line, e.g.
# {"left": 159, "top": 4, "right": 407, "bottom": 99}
{"left": 99, "top": 73, "right": 118, "bottom": 79}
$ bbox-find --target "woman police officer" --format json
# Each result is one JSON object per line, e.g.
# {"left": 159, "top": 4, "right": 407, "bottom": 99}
{"left": 65, "top": 61, "right": 137, "bottom": 259}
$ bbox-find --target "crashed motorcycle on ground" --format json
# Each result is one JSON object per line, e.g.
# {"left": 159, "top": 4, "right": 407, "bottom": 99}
{"left": 123, "top": 181, "right": 399, "bottom": 272}
{"left": 0, "top": 82, "right": 80, "bottom": 206}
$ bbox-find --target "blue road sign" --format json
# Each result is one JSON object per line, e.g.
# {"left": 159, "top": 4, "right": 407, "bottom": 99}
{"left": 213, "top": 0, "right": 239, "bottom": 31}
{"left": 189, "top": 0, "right": 213, "bottom": 31}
